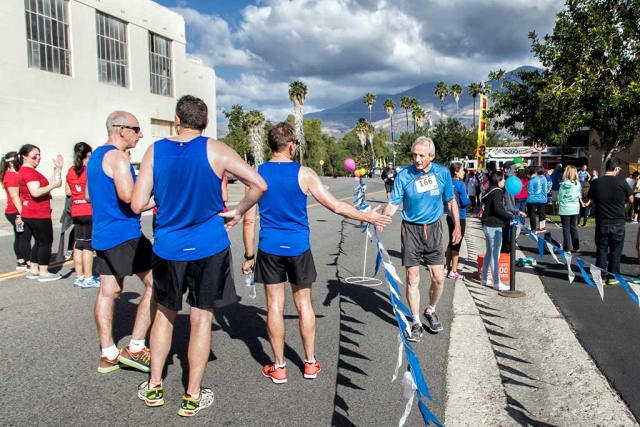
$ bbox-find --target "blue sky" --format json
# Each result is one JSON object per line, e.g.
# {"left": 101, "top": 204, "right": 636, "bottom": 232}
{"left": 153, "top": 0, "right": 563, "bottom": 130}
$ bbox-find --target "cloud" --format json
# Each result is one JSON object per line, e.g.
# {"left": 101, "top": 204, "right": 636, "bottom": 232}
{"left": 173, "top": 0, "right": 563, "bottom": 127}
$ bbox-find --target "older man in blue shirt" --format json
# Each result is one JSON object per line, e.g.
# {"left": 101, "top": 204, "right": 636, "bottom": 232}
{"left": 382, "top": 136, "right": 461, "bottom": 342}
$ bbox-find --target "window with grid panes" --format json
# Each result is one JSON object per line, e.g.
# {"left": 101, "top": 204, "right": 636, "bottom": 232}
{"left": 96, "top": 12, "right": 128, "bottom": 87}
{"left": 24, "top": 0, "right": 71, "bottom": 75}
{"left": 149, "top": 33, "right": 173, "bottom": 96}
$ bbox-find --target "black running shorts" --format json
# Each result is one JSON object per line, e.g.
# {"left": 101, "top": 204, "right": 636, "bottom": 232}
{"left": 72, "top": 215, "right": 93, "bottom": 251}
{"left": 94, "top": 236, "right": 152, "bottom": 277}
{"left": 446, "top": 216, "right": 466, "bottom": 252}
{"left": 401, "top": 220, "right": 444, "bottom": 267}
{"left": 255, "top": 249, "right": 317, "bottom": 286}
{"left": 152, "top": 247, "right": 237, "bottom": 311}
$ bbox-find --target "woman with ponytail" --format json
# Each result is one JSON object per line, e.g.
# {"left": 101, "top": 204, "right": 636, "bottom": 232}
{"left": 2, "top": 151, "right": 30, "bottom": 269}
{"left": 17, "top": 144, "right": 64, "bottom": 281}
{"left": 65, "top": 142, "right": 99, "bottom": 288}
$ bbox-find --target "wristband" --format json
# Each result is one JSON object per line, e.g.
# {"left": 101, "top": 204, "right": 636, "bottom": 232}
{"left": 244, "top": 253, "right": 255, "bottom": 261}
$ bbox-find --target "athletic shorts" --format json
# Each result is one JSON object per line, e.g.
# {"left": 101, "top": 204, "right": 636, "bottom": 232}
{"left": 551, "top": 190, "right": 559, "bottom": 202}
{"left": 446, "top": 216, "right": 466, "bottom": 252}
{"left": 255, "top": 249, "right": 317, "bottom": 285}
{"left": 401, "top": 220, "right": 444, "bottom": 267}
{"left": 72, "top": 215, "right": 93, "bottom": 251}
{"left": 94, "top": 236, "right": 152, "bottom": 277}
{"left": 385, "top": 183, "right": 393, "bottom": 193}
{"left": 152, "top": 247, "right": 237, "bottom": 311}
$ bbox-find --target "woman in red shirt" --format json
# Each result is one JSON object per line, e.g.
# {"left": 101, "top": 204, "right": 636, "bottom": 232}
{"left": 1, "top": 151, "right": 30, "bottom": 270}
{"left": 66, "top": 142, "right": 99, "bottom": 288}
{"left": 17, "top": 144, "right": 63, "bottom": 282}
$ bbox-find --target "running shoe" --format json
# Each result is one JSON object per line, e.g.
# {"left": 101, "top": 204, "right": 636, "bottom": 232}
{"left": 605, "top": 278, "right": 619, "bottom": 286}
{"left": 262, "top": 364, "right": 287, "bottom": 384}
{"left": 631, "top": 221, "right": 638, "bottom": 224}
{"left": 81, "top": 276, "right": 100, "bottom": 289}
{"left": 423, "top": 311, "right": 443, "bottom": 333}
{"left": 138, "top": 381, "right": 165, "bottom": 407}
{"left": 406, "top": 323, "right": 423, "bottom": 342}
{"left": 118, "top": 346, "right": 151, "bottom": 373}
{"left": 447, "top": 270, "right": 464, "bottom": 280}
{"left": 98, "top": 351, "right": 121, "bottom": 374}
{"left": 304, "top": 360, "right": 322, "bottom": 379}
{"left": 73, "top": 276, "right": 85, "bottom": 287}
{"left": 38, "top": 273, "right": 61, "bottom": 282}
{"left": 64, "top": 250, "right": 73, "bottom": 260}
{"left": 25, "top": 271, "right": 39, "bottom": 280}
{"left": 494, "top": 282, "right": 510, "bottom": 291}
{"left": 178, "top": 388, "right": 214, "bottom": 417}
{"left": 15, "top": 261, "right": 28, "bottom": 270}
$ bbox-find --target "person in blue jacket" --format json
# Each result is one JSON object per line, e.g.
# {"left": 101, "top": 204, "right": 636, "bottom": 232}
{"left": 527, "top": 166, "right": 548, "bottom": 232}
{"left": 445, "top": 162, "right": 470, "bottom": 279}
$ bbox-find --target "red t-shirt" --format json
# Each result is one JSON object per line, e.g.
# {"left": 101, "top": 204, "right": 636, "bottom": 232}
{"left": 516, "top": 178, "right": 529, "bottom": 200}
{"left": 2, "top": 170, "right": 19, "bottom": 214}
{"left": 66, "top": 166, "right": 92, "bottom": 217}
{"left": 18, "top": 167, "right": 52, "bottom": 219}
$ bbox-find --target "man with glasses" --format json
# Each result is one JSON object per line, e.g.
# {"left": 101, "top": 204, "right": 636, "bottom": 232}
{"left": 588, "top": 158, "right": 633, "bottom": 285}
{"left": 381, "top": 136, "right": 461, "bottom": 342}
{"left": 86, "top": 111, "right": 155, "bottom": 375}
{"left": 381, "top": 161, "right": 397, "bottom": 200}
{"left": 240, "top": 122, "right": 391, "bottom": 385}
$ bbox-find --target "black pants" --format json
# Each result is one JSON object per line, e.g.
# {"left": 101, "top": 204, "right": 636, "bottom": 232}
{"left": 22, "top": 217, "right": 54, "bottom": 266}
{"left": 579, "top": 205, "right": 590, "bottom": 226}
{"left": 595, "top": 223, "right": 625, "bottom": 275}
{"left": 560, "top": 215, "right": 580, "bottom": 252}
{"left": 527, "top": 203, "right": 546, "bottom": 230}
{"left": 5, "top": 213, "right": 32, "bottom": 261}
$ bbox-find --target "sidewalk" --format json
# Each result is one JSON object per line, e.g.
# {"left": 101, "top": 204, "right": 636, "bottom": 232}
{"left": 445, "top": 217, "right": 637, "bottom": 426}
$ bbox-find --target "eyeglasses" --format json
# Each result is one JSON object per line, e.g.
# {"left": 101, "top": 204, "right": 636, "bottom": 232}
{"left": 112, "top": 124, "right": 141, "bottom": 133}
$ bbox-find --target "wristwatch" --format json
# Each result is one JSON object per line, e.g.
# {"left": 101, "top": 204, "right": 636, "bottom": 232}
{"left": 244, "top": 253, "right": 255, "bottom": 261}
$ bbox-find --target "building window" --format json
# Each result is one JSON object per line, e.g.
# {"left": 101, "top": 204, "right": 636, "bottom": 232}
{"left": 96, "top": 12, "right": 128, "bottom": 87}
{"left": 149, "top": 33, "right": 173, "bottom": 97}
{"left": 151, "top": 119, "right": 175, "bottom": 138}
{"left": 24, "top": 0, "right": 71, "bottom": 75}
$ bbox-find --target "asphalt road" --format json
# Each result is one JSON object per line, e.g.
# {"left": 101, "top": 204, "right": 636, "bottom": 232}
{"left": 0, "top": 177, "right": 455, "bottom": 427}
{"left": 515, "top": 219, "right": 640, "bottom": 421}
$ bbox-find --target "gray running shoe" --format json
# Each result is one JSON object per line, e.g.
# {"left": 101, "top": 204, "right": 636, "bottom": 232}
{"left": 38, "top": 273, "right": 61, "bottom": 282}
{"left": 25, "top": 272, "right": 39, "bottom": 280}
{"left": 424, "top": 311, "right": 443, "bottom": 332}
{"left": 406, "top": 323, "right": 423, "bottom": 342}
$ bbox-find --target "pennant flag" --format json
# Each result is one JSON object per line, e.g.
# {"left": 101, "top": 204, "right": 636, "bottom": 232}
{"left": 576, "top": 258, "right": 597, "bottom": 288}
{"left": 537, "top": 236, "right": 546, "bottom": 260}
{"left": 374, "top": 250, "right": 383, "bottom": 277}
{"left": 563, "top": 252, "right": 575, "bottom": 283}
{"left": 392, "top": 333, "right": 404, "bottom": 382}
{"left": 406, "top": 349, "right": 432, "bottom": 400}
{"left": 546, "top": 242, "right": 562, "bottom": 264}
{"left": 418, "top": 394, "right": 444, "bottom": 427}
{"left": 589, "top": 264, "right": 605, "bottom": 301}
{"left": 399, "top": 371, "right": 417, "bottom": 427}
{"left": 393, "top": 305, "right": 412, "bottom": 338}
{"left": 390, "top": 292, "right": 412, "bottom": 318}
{"left": 528, "top": 228, "right": 538, "bottom": 243}
{"left": 385, "top": 262, "right": 404, "bottom": 286}
{"left": 613, "top": 274, "right": 640, "bottom": 305}
{"left": 627, "top": 283, "right": 640, "bottom": 310}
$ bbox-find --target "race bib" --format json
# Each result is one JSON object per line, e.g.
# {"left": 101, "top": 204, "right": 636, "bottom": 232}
{"left": 414, "top": 174, "right": 438, "bottom": 194}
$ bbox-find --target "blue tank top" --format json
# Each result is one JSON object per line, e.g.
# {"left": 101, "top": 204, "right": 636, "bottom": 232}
{"left": 87, "top": 145, "right": 142, "bottom": 250}
{"left": 152, "top": 136, "right": 230, "bottom": 261}
{"left": 258, "top": 162, "right": 309, "bottom": 256}
{"left": 578, "top": 170, "right": 588, "bottom": 181}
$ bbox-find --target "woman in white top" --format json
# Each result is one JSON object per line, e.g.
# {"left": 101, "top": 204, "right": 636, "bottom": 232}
{"left": 466, "top": 171, "right": 478, "bottom": 210}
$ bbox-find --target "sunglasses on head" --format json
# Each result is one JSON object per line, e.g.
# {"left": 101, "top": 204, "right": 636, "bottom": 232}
{"left": 112, "top": 124, "right": 141, "bottom": 133}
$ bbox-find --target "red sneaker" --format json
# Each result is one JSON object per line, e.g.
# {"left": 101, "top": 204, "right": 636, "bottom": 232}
{"left": 304, "top": 360, "right": 322, "bottom": 379}
{"left": 262, "top": 364, "right": 287, "bottom": 384}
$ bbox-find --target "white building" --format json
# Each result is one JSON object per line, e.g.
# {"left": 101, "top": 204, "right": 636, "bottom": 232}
{"left": 0, "top": 0, "right": 217, "bottom": 197}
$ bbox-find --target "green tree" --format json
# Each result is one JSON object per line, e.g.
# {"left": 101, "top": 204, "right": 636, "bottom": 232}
{"left": 222, "top": 104, "right": 251, "bottom": 161}
{"left": 467, "top": 82, "right": 482, "bottom": 127}
{"left": 434, "top": 82, "right": 449, "bottom": 121}
{"left": 383, "top": 98, "right": 396, "bottom": 141}
{"left": 355, "top": 118, "right": 369, "bottom": 152}
{"left": 412, "top": 106, "right": 426, "bottom": 129}
{"left": 400, "top": 96, "right": 412, "bottom": 132}
{"left": 431, "top": 118, "right": 477, "bottom": 163}
{"left": 245, "top": 110, "right": 265, "bottom": 165}
{"left": 450, "top": 83, "right": 463, "bottom": 117}
{"left": 410, "top": 98, "right": 420, "bottom": 132}
{"left": 289, "top": 80, "right": 308, "bottom": 165}
{"left": 363, "top": 92, "right": 376, "bottom": 123}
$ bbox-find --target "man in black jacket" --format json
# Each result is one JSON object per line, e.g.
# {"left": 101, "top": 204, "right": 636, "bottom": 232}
{"left": 381, "top": 162, "right": 397, "bottom": 200}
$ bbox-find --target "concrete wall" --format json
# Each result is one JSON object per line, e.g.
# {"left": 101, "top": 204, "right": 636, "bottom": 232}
{"left": 0, "top": 0, "right": 216, "bottom": 198}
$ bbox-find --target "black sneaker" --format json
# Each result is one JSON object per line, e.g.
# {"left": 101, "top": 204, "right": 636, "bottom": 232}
{"left": 15, "top": 261, "right": 28, "bottom": 270}
{"left": 406, "top": 323, "right": 423, "bottom": 342}
{"left": 423, "top": 311, "right": 443, "bottom": 333}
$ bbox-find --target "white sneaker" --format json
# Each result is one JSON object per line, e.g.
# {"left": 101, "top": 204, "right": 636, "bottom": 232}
{"left": 480, "top": 279, "right": 493, "bottom": 287}
{"left": 494, "top": 282, "right": 509, "bottom": 291}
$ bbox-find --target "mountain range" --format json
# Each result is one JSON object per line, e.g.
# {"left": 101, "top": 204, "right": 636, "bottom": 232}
{"left": 305, "top": 66, "right": 542, "bottom": 137}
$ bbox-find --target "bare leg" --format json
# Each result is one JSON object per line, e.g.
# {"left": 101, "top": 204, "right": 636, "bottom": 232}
{"left": 444, "top": 248, "right": 452, "bottom": 271}
{"left": 73, "top": 248, "right": 83, "bottom": 277}
{"left": 451, "top": 250, "right": 460, "bottom": 272}
{"left": 291, "top": 283, "right": 315, "bottom": 361}
{"left": 82, "top": 249, "right": 94, "bottom": 277}
{"left": 94, "top": 275, "right": 123, "bottom": 349}
{"left": 264, "top": 283, "right": 286, "bottom": 365}
{"left": 186, "top": 307, "right": 213, "bottom": 396}
{"left": 405, "top": 266, "right": 421, "bottom": 317}
{"left": 131, "top": 269, "right": 155, "bottom": 342}
{"left": 149, "top": 305, "right": 177, "bottom": 385}
{"left": 427, "top": 264, "right": 446, "bottom": 309}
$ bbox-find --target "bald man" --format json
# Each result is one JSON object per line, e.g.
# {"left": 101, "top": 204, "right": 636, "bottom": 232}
{"left": 86, "top": 111, "right": 156, "bottom": 375}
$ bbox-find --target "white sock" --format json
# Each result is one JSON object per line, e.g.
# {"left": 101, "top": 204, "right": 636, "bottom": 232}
{"left": 304, "top": 358, "right": 316, "bottom": 364}
{"left": 129, "top": 339, "right": 145, "bottom": 352}
{"left": 412, "top": 314, "right": 420, "bottom": 324}
{"left": 426, "top": 305, "right": 436, "bottom": 314}
{"left": 188, "top": 390, "right": 200, "bottom": 399}
{"left": 274, "top": 362, "right": 286, "bottom": 369}
{"left": 101, "top": 344, "right": 118, "bottom": 360}
{"left": 148, "top": 380, "right": 162, "bottom": 389}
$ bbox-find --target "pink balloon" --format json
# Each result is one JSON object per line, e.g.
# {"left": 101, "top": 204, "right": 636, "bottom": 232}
{"left": 344, "top": 158, "right": 356, "bottom": 171}
{"left": 354, "top": 176, "right": 360, "bottom": 182}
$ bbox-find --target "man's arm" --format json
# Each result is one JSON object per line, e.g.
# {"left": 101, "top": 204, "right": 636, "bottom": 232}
{"left": 110, "top": 150, "right": 136, "bottom": 204}
{"left": 242, "top": 198, "right": 257, "bottom": 275}
{"left": 131, "top": 145, "right": 154, "bottom": 214}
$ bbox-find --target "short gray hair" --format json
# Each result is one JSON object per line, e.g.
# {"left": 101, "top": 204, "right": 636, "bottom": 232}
{"left": 412, "top": 136, "right": 436, "bottom": 155}
{"left": 106, "top": 111, "right": 131, "bottom": 136}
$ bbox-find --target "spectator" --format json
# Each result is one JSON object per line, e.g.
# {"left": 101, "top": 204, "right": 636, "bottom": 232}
{"left": 591, "top": 170, "right": 599, "bottom": 181}
{"left": 625, "top": 172, "right": 638, "bottom": 221}
{"left": 578, "top": 165, "right": 591, "bottom": 183}
{"left": 588, "top": 158, "right": 633, "bottom": 285}
{"left": 632, "top": 177, "right": 640, "bottom": 224}
{"left": 514, "top": 168, "right": 528, "bottom": 214}
{"left": 466, "top": 170, "right": 478, "bottom": 211}
{"left": 526, "top": 166, "right": 548, "bottom": 233}
{"left": 1, "top": 151, "right": 29, "bottom": 270}
{"left": 445, "top": 162, "right": 470, "bottom": 279}
{"left": 558, "top": 166, "right": 581, "bottom": 253}
{"left": 579, "top": 182, "right": 592, "bottom": 227}
{"left": 550, "top": 164, "right": 563, "bottom": 214}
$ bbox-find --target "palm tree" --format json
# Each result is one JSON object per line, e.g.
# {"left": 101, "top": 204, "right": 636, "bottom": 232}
{"left": 367, "top": 123, "right": 375, "bottom": 162}
{"left": 450, "top": 83, "right": 463, "bottom": 117}
{"left": 467, "top": 82, "right": 482, "bottom": 127}
{"left": 400, "top": 96, "right": 412, "bottom": 132}
{"left": 288, "top": 80, "right": 307, "bottom": 164}
{"left": 434, "top": 82, "right": 448, "bottom": 122}
{"left": 410, "top": 98, "right": 420, "bottom": 132}
{"left": 483, "top": 82, "right": 492, "bottom": 95}
{"left": 412, "top": 106, "right": 426, "bottom": 129}
{"left": 363, "top": 93, "right": 376, "bottom": 123}
{"left": 383, "top": 98, "right": 396, "bottom": 142}
{"left": 245, "top": 110, "right": 265, "bottom": 166}
{"left": 355, "top": 118, "right": 369, "bottom": 153}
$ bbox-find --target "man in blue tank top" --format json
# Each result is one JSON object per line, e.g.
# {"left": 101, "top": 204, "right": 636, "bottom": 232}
{"left": 240, "top": 123, "right": 391, "bottom": 385}
{"left": 86, "top": 110, "right": 155, "bottom": 376}
{"left": 131, "top": 96, "right": 267, "bottom": 417}
{"left": 381, "top": 136, "right": 461, "bottom": 342}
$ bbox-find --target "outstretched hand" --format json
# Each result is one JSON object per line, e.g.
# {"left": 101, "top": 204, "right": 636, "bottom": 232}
{"left": 368, "top": 205, "right": 392, "bottom": 229}
{"left": 218, "top": 208, "right": 242, "bottom": 231}
{"left": 53, "top": 155, "right": 64, "bottom": 169}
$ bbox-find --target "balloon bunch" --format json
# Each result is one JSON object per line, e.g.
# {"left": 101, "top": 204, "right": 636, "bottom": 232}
{"left": 344, "top": 158, "right": 367, "bottom": 181}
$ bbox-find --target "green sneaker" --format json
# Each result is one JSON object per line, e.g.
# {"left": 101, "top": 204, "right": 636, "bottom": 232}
{"left": 138, "top": 381, "right": 164, "bottom": 407}
{"left": 178, "top": 388, "right": 214, "bottom": 417}
{"left": 118, "top": 346, "right": 151, "bottom": 373}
